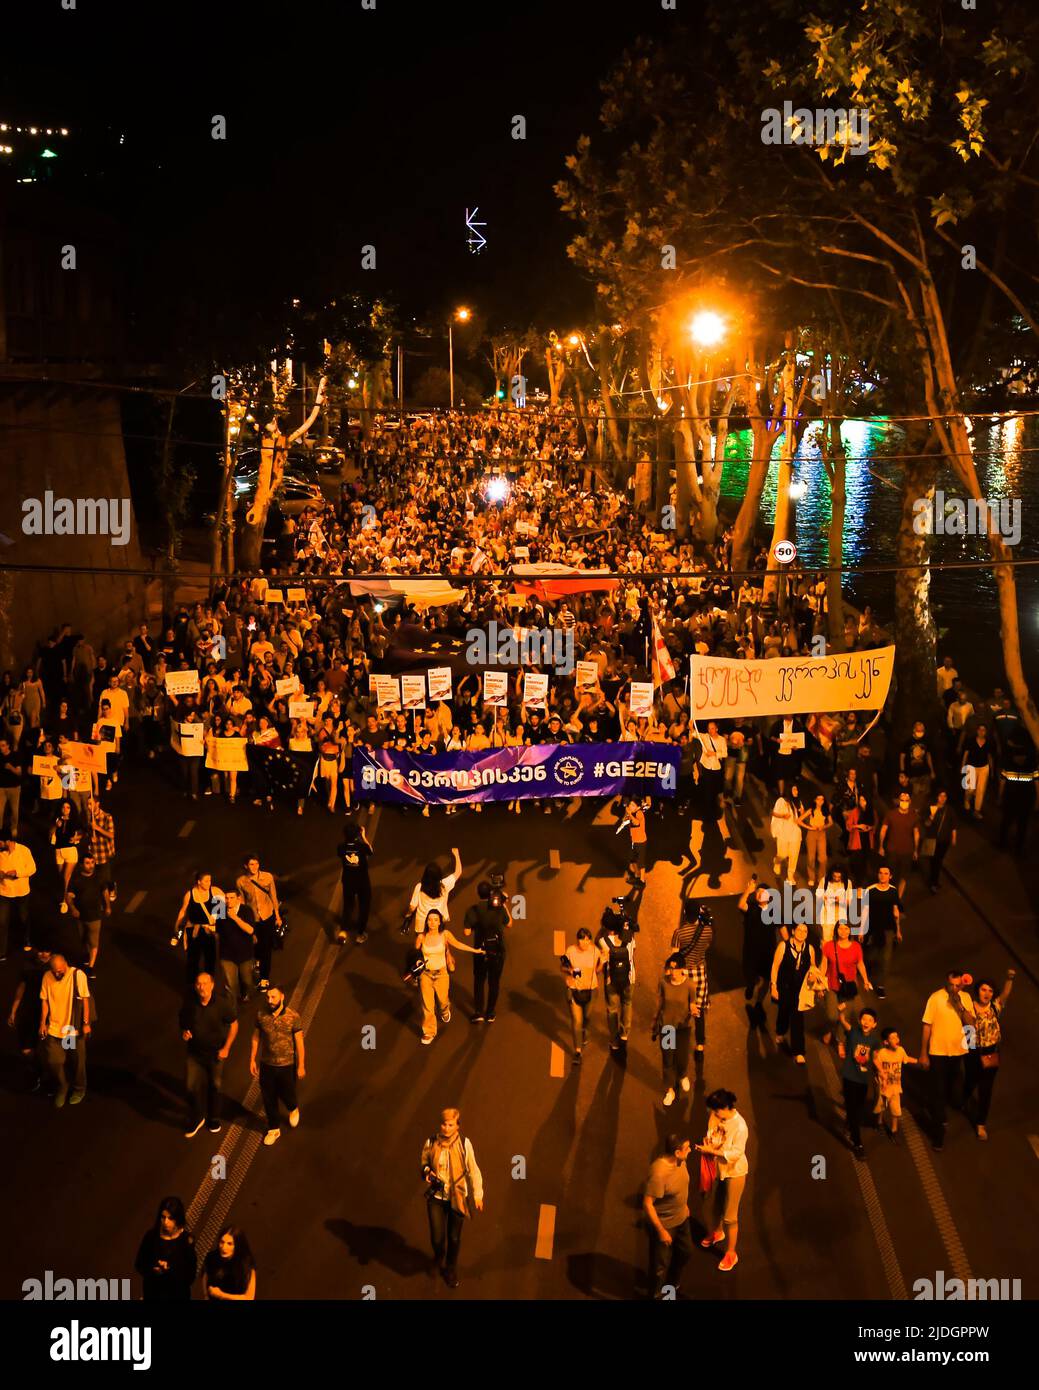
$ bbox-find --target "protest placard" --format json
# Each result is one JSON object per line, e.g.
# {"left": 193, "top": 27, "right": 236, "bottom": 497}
{"left": 165, "top": 669, "right": 200, "bottom": 698}
{"left": 427, "top": 667, "right": 452, "bottom": 702}
{"left": 286, "top": 588, "right": 306, "bottom": 604}
{"left": 690, "top": 646, "right": 896, "bottom": 718}
{"left": 575, "top": 660, "right": 600, "bottom": 691}
{"left": 522, "top": 671, "right": 548, "bottom": 709}
{"left": 483, "top": 670, "right": 509, "bottom": 707}
{"left": 401, "top": 674, "right": 427, "bottom": 710}
{"left": 288, "top": 699, "right": 316, "bottom": 721}
{"left": 205, "top": 737, "right": 249, "bottom": 772}
{"left": 629, "top": 682, "right": 654, "bottom": 718}
{"left": 61, "top": 741, "right": 109, "bottom": 774}
{"left": 171, "top": 722, "right": 205, "bottom": 757}
{"left": 373, "top": 674, "right": 401, "bottom": 710}
{"left": 265, "top": 588, "right": 285, "bottom": 605}
{"left": 275, "top": 676, "right": 300, "bottom": 699}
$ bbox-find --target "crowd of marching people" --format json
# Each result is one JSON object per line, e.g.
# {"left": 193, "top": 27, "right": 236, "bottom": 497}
{"left": 1, "top": 404, "right": 1034, "bottom": 1298}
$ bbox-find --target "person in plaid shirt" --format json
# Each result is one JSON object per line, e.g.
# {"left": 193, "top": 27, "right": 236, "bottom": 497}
{"left": 87, "top": 793, "right": 117, "bottom": 905}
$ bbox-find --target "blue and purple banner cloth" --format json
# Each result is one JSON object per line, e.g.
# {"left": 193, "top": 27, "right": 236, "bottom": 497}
{"left": 353, "top": 742, "right": 679, "bottom": 806}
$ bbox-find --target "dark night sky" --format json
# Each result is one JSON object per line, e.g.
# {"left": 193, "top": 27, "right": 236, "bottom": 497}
{"left": 4, "top": 0, "right": 675, "bottom": 342}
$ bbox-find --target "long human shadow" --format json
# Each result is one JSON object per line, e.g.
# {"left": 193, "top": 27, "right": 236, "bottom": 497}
{"left": 325, "top": 1219, "right": 431, "bottom": 1279}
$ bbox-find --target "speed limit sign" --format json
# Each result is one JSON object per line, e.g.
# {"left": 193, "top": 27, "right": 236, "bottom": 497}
{"left": 773, "top": 540, "right": 797, "bottom": 565}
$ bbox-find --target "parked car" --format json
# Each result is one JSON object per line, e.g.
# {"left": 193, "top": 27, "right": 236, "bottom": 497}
{"left": 234, "top": 473, "right": 323, "bottom": 517}
{"left": 232, "top": 448, "right": 321, "bottom": 487}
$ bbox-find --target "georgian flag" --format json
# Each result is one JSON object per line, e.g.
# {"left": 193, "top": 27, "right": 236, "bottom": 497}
{"left": 651, "top": 615, "right": 676, "bottom": 688}
{"left": 472, "top": 546, "right": 490, "bottom": 574}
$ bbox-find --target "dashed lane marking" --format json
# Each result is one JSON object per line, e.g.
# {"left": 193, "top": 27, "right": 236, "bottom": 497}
{"left": 818, "top": 1049, "right": 907, "bottom": 1300}
{"left": 535, "top": 1204, "right": 556, "bottom": 1260}
{"left": 125, "top": 890, "right": 147, "bottom": 914}
{"left": 178, "top": 820, "right": 195, "bottom": 839}
{"left": 549, "top": 1043, "right": 565, "bottom": 1079}
{"left": 548, "top": 848, "right": 561, "bottom": 871}
{"left": 900, "top": 1112, "right": 973, "bottom": 1287}
{"left": 553, "top": 931, "right": 566, "bottom": 956}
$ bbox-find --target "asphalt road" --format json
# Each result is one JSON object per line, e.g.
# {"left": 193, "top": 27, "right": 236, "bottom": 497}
{"left": 2, "top": 761, "right": 1037, "bottom": 1302}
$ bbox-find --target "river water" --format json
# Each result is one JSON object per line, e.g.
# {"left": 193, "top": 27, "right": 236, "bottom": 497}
{"left": 718, "top": 414, "right": 1039, "bottom": 693}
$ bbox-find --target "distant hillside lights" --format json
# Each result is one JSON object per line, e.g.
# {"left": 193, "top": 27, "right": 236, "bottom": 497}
{"left": 21, "top": 493, "right": 131, "bottom": 547}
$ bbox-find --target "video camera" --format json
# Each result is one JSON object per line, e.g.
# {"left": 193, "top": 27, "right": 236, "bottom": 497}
{"left": 601, "top": 895, "right": 639, "bottom": 934}
{"left": 480, "top": 872, "right": 507, "bottom": 911}
{"left": 423, "top": 1166, "right": 447, "bottom": 1197}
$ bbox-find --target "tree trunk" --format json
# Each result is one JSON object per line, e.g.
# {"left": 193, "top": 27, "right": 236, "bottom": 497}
{"left": 672, "top": 419, "right": 695, "bottom": 539}
{"left": 731, "top": 415, "right": 776, "bottom": 573}
{"left": 763, "top": 346, "right": 797, "bottom": 604}
{"left": 211, "top": 424, "right": 236, "bottom": 583}
{"left": 823, "top": 416, "right": 847, "bottom": 647}
{"left": 893, "top": 444, "right": 943, "bottom": 745}
{"left": 598, "top": 337, "right": 624, "bottom": 463}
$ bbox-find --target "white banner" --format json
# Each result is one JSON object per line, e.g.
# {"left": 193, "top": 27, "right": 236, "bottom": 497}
{"left": 275, "top": 676, "right": 300, "bottom": 698}
{"left": 522, "top": 671, "right": 548, "bottom": 709}
{"left": 483, "top": 670, "right": 509, "bottom": 707}
{"left": 629, "top": 681, "right": 654, "bottom": 718}
{"left": 165, "top": 669, "right": 200, "bottom": 698}
{"left": 427, "top": 667, "right": 453, "bottom": 702}
{"left": 690, "top": 646, "right": 895, "bottom": 718}
{"left": 171, "top": 721, "right": 205, "bottom": 757}
{"left": 401, "top": 674, "right": 427, "bottom": 710}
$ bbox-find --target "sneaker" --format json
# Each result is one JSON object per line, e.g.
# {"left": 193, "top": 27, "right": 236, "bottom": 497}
{"left": 54, "top": 1091, "right": 68, "bottom": 1109}
{"left": 421, "top": 1036, "right": 434, "bottom": 1045}
{"left": 852, "top": 1143, "right": 865, "bottom": 1159}
{"left": 206, "top": 1120, "right": 222, "bottom": 1134}
{"left": 663, "top": 1088, "right": 676, "bottom": 1107}
{"left": 263, "top": 1129, "right": 281, "bottom": 1146}
{"left": 875, "top": 985, "right": 886, "bottom": 1000}
{"left": 976, "top": 1125, "right": 988, "bottom": 1141}
{"left": 471, "top": 1015, "right": 485, "bottom": 1024}
{"left": 288, "top": 1109, "right": 300, "bottom": 1128}
{"left": 886, "top": 1127, "right": 898, "bottom": 1144}
{"left": 679, "top": 1077, "right": 691, "bottom": 1093}
{"left": 700, "top": 1231, "right": 725, "bottom": 1248}
{"left": 485, "top": 1014, "right": 495, "bottom": 1023}
{"left": 441, "top": 1009, "right": 451, "bottom": 1024}
{"left": 718, "top": 1252, "right": 739, "bottom": 1273}
{"left": 794, "top": 1054, "right": 806, "bottom": 1065}
{"left": 355, "top": 932, "right": 368, "bottom": 944}
{"left": 184, "top": 1119, "right": 205, "bottom": 1139}
{"left": 335, "top": 931, "right": 348, "bottom": 944}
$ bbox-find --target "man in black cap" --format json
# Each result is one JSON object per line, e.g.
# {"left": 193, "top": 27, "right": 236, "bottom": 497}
{"left": 671, "top": 898, "right": 713, "bottom": 1052}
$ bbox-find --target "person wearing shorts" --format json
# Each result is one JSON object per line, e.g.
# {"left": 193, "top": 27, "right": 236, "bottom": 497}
{"left": 52, "top": 802, "right": 82, "bottom": 910}
{"left": 66, "top": 853, "right": 110, "bottom": 975}
{"left": 696, "top": 1088, "right": 749, "bottom": 1273}
{"left": 872, "top": 1028, "right": 918, "bottom": 1142}
{"left": 626, "top": 800, "right": 648, "bottom": 885}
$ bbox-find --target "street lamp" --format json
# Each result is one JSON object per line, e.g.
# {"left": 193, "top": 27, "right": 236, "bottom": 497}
{"left": 689, "top": 311, "right": 725, "bottom": 348}
{"left": 449, "top": 306, "right": 471, "bottom": 409}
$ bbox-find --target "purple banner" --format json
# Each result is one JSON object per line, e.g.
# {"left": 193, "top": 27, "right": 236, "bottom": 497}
{"left": 353, "top": 742, "right": 679, "bottom": 805}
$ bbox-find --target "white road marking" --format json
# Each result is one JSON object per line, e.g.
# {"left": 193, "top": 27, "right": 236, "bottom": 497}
{"left": 124, "top": 890, "right": 147, "bottom": 914}
{"left": 553, "top": 931, "right": 566, "bottom": 956}
{"left": 548, "top": 848, "right": 561, "bottom": 870}
{"left": 178, "top": 820, "right": 195, "bottom": 839}
{"left": 535, "top": 1204, "right": 556, "bottom": 1260}
{"left": 549, "top": 1043, "right": 565, "bottom": 1079}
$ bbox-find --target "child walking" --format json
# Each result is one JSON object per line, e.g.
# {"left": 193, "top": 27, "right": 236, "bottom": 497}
{"left": 872, "top": 1026, "right": 918, "bottom": 1143}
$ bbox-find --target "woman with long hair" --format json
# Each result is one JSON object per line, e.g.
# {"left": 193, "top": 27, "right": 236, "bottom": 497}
{"left": 798, "top": 792, "right": 833, "bottom": 888}
{"left": 416, "top": 909, "right": 483, "bottom": 1045}
{"left": 696, "top": 1089, "right": 750, "bottom": 1273}
{"left": 134, "top": 1196, "right": 197, "bottom": 1301}
{"left": 202, "top": 1225, "right": 257, "bottom": 1301}
{"left": 821, "top": 920, "right": 873, "bottom": 1046}
{"left": 172, "top": 871, "right": 225, "bottom": 983}
{"left": 406, "top": 848, "right": 462, "bottom": 935}
{"left": 769, "top": 782, "right": 803, "bottom": 884}
{"left": 962, "top": 971, "right": 1015, "bottom": 1140}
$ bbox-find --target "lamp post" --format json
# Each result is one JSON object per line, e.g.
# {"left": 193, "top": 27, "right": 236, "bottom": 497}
{"left": 449, "top": 306, "right": 471, "bottom": 408}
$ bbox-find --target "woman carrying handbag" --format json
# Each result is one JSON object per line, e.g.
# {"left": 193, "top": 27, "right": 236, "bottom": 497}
{"left": 769, "top": 923, "right": 820, "bottom": 1065}
{"left": 962, "top": 971, "right": 1014, "bottom": 1140}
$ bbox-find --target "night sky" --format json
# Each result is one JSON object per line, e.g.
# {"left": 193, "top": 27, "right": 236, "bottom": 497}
{"left": 4, "top": 0, "right": 675, "bottom": 344}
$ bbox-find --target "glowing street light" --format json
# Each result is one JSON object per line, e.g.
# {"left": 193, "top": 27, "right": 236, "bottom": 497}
{"left": 689, "top": 311, "right": 726, "bottom": 347}
{"left": 449, "top": 306, "right": 473, "bottom": 408}
{"left": 567, "top": 333, "right": 580, "bottom": 347}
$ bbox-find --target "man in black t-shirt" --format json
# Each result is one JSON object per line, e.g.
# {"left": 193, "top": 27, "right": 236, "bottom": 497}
{"left": 463, "top": 882, "right": 510, "bottom": 1022}
{"left": 336, "top": 820, "right": 374, "bottom": 945}
{"left": 862, "top": 866, "right": 902, "bottom": 999}
{"left": 179, "top": 973, "right": 238, "bottom": 1138}
{"left": 596, "top": 909, "right": 636, "bottom": 1051}
{"left": 65, "top": 854, "right": 110, "bottom": 975}
{"left": 6, "top": 947, "right": 52, "bottom": 1089}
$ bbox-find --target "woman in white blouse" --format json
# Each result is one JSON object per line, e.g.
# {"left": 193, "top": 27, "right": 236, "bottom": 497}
{"left": 407, "top": 848, "right": 463, "bottom": 935}
{"left": 770, "top": 783, "right": 804, "bottom": 884}
{"left": 696, "top": 1087, "right": 750, "bottom": 1272}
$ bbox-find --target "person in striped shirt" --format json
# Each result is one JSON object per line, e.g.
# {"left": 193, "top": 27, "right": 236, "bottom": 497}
{"left": 671, "top": 899, "right": 713, "bottom": 1053}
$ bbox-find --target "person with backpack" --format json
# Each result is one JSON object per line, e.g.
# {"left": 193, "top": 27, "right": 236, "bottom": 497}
{"left": 420, "top": 1107, "right": 484, "bottom": 1289}
{"left": 463, "top": 879, "right": 511, "bottom": 1023}
{"left": 37, "top": 953, "right": 90, "bottom": 1106}
{"left": 596, "top": 902, "right": 637, "bottom": 1053}
{"left": 335, "top": 818, "right": 374, "bottom": 945}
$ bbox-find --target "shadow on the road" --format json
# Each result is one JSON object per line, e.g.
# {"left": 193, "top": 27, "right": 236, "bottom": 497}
{"left": 325, "top": 1218, "right": 430, "bottom": 1278}
{"left": 566, "top": 1251, "right": 643, "bottom": 1300}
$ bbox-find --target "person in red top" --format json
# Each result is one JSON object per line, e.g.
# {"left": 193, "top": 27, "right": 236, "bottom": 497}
{"left": 821, "top": 920, "right": 872, "bottom": 1045}
{"left": 878, "top": 791, "right": 920, "bottom": 898}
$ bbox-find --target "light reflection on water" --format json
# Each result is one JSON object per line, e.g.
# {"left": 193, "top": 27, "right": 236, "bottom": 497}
{"left": 718, "top": 415, "right": 1039, "bottom": 689}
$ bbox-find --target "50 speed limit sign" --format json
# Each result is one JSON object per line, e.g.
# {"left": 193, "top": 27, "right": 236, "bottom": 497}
{"left": 772, "top": 539, "right": 797, "bottom": 565}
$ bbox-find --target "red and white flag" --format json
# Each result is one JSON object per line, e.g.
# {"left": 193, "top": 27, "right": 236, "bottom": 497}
{"left": 471, "top": 547, "right": 490, "bottom": 574}
{"left": 651, "top": 615, "right": 676, "bottom": 688}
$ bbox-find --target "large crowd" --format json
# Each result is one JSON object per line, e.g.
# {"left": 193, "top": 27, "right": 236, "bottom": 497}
{"left": 2, "top": 405, "right": 1036, "bottom": 1298}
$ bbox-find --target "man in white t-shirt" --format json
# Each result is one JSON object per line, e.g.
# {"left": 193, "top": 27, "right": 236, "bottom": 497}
{"left": 920, "top": 970, "right": 973, "bottom": 1152}
{"left": 39, "top": 954, "right": 90, "bottom": 1105}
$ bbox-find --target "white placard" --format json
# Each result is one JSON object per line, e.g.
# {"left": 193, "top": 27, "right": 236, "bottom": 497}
{"left": 483, "top": 670, "right": 509, "bottom": 707}
{"left": 266, "top": 588, "right": 285, "bottom": 605}
{"left": 275, "top": 676, "right": 300, "bottom": 698}
{"left": 629, "top": 681, "right": 654, "bottom": 718}
{"left": 779, "top": 732, "right": 806, "bottom": 754}
{"left": 288, "top": 699, "right": 316, "bottom": 721}
{"left": 401, "top": 674, "right": 427, "bottom": 710}
{"left": 522, "top": 671, "right": 548, "bottom": 709}
{"left": 427, "top": 666, "right": 453, "bottom": 702}
{"left": 575, "top": 660, "right": 600, "bottom": 692}
{"left": 165, "top": 669, "right": 200, "bottom": 698}
{"left": 286, "top": 587, "right": 306, "bottom": 604}
{"left": 373, "top": 674, "right": 401, "bottom": 710}
{"left": 172, "top": 721, "right": 205, "bottom": 757}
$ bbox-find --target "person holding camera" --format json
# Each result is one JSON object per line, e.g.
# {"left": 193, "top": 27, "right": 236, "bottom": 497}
{"left": 420, "top": 1107, "right": 484, "bottom": 1289}
{"left": 696, "top": 1089, "right": 749, "bottom": 1272}
{"left": 336, "top": 817, "right": 374, "bottom": 945}
{"left": 463, "top": 879, "right": 511, "bottom": 1023}
{"left": 671, "top": 899, "right": 713, "bottom": 1053}
{"left": 596, "top": 903, "right": 637, "bottom": 1053}
{"left": 560, "top": 926, "right": 600, "bottom": 1064}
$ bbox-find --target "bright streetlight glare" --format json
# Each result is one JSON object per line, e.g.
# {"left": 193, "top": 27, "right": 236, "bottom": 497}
{"left": 456, "top": 306, "right": 471, "bottom": 322}
{"left": 567, "top": 333, "right": 580, "bottom": 346}
{"left": 689, "top": 311, "right": 725, "bottom": 346}
{"left": 485, "top": 476, "right": 510, "bottom": 503}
